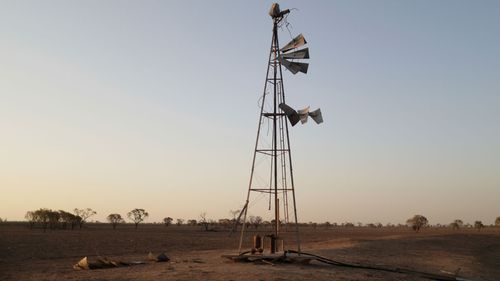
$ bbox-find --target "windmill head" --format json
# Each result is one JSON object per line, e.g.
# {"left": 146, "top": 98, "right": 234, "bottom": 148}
{"left": 269, "top": 3, "right": 290, "bottom": 19}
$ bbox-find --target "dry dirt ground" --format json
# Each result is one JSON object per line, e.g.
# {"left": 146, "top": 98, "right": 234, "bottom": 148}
{"left": 0, "top": 223, "right": 499, "bottom": 281}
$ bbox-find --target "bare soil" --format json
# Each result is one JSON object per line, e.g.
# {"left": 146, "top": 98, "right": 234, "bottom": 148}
{"left": 0, "top": 223, "right": 499, "bottom": 281}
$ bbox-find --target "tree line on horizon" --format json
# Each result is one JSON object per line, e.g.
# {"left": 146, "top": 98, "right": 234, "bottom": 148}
{"left": 23, "top": 208, "right": 149, "bottom": 231}
{"left": 24, "top": 208, "right": 96, "bottom": 231}
{"left": 18, "top": 208, "right": 500, "bottom": 232}
{"left": 405, "top": 215, "right": 491, "bottom": 232}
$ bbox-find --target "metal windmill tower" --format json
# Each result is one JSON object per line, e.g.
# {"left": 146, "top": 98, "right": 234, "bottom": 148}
{"left": 237, "top": 3, "right": 323, "bottom": 255}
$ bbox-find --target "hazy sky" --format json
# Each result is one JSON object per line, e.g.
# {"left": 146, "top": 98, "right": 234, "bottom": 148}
{"left": 1, "top": 1, "right": 499, "bottom": 225}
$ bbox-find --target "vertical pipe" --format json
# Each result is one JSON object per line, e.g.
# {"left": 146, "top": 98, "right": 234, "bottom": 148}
{"left": 272, "top": 21, "right": 279, "bottom": 249}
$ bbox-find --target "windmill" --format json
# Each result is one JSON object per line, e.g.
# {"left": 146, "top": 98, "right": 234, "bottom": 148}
{"left": 236, "top": 3, "right": 323, "bottom": 255}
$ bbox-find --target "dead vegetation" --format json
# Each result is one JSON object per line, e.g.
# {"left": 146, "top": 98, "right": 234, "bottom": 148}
{"left": 0, "top": 222, "right": 499, "bottom": 281}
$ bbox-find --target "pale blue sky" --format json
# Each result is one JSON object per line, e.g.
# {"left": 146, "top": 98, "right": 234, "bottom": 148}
{"left": 1, "top": 1, "right": 499, "bottom": 225}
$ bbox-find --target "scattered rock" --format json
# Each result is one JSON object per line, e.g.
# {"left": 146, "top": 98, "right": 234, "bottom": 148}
{"left": 157, "top": 253, "right": 170, "bottom": 262}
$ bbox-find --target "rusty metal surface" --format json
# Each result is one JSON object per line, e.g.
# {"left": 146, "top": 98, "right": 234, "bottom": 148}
{"left": 282, "top": 47, "right": 310, "bottom": 59}
{"left": 280, "top": 33, "right": 307, "bottom": 53}
{"left": 278, "top": 56, "right": 309, "bottom": 74}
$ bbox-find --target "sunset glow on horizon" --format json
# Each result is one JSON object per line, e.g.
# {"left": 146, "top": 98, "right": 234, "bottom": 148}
{"left": 1, "top": 1, "right": 499, "bottom": 226}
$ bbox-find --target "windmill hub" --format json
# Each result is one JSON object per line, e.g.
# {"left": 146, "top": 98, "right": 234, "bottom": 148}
{"left": 269, "top": 3, "right": 290, "bottom": 19}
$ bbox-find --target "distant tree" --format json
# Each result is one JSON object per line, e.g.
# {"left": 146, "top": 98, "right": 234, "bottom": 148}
{"left": 343, "top": 222, "right": 354, "bottom": 227}
{"left": 45, "top": 210, "right": 60, "bottom": 230}
{"left": 33, "top": 208, "right": 50, "bottom": 231}
{"left": 187, "top": 219, "right": 197, "bottom": 226}
{"left": 74, "top": 208, "right": 96, "bottom": 229}
{"left": 450, "top": 219, "right": 463, "bottom": 230}
{"left": 176, "top": 218, "right": 185, "bottom": 226}
{"left": 58, "top": 210, "right": 79, "bottom": 230}
{"left": 248, "top": 216, "right": 256, "bottom": 228}
{"left": 107, "top": 214, "right": 124, "bottom": 229}
{"left": 199, "top": 212, "right": 210, "bottom": 231}
{"left": 163, "top": 217, "right": 173, "bottom": 227}
{"left": 406, "top": 215, "right": 428, "bottom": 232}
{"left": 57, "top": 211, "right": 66, "bottom": 229}
{"left": 474, "top": 221, "right": 484, "bottom": 231}
{"left": 249, "top": 216, "right": 263, "bottom": 229}
{"left": 58, "top": 210, "right": 70, "bottom": 229}
{"left": 25, "top": 211, "right": 37, "bottom": 229}
{"left": 218, "top": 219, "right": 230, "bottom": 230}
{"left": 495, "top": 216, "right": 500, "bottom": 227}
{"left": 229, "top": 209, "right": 240, "bottom": 223}
{"left": 228, "top": 209, "right": 242, "bottom": 232}
{"left": 127, "top": 209, "right": 149, "bottom": 229}
{"left": 28, "top": 208, "right": 62, "bottom": 230}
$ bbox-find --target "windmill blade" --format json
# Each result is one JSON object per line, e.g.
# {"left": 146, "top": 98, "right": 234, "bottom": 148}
{"left": 279, "top": 103, "right": 296, "bottom": 115}
{"left": 278, "top": 56, "right": 309, "bottom": 74}
{"left": 279, "top": 103, "right": 300, "bottom": 126}
{"left": 309, "top": 108, "right": 323, "bottom": 124}
{"left": 280, "top": 34, "right": 307, "bottom": 53}
{"left": 297, "top": 106, "right": 310, "bottom": 124}
{"left": 282, "top": 48, "right": 310, "bottom": 60}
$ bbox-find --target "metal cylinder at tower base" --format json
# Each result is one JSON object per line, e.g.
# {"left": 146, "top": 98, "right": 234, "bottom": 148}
{"left": 268, "top": 234, "right": 277, "bottom": 254}
{"left": 252, "top": 234, "right": 263, "bottom": 254}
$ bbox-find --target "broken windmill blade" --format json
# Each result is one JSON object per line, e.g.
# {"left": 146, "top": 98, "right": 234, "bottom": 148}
{"left": 281, "top": 48, "right": 310, "bottom": 60}
{"left": 308, "top": 108, "right": 323, "bottom": 124}
{"left": 297, "top": 106, "right": 310, "bottom": 124}
{"left": 280, "top": 34, "right": 307, "bottom": 53}
{"left": 279, "top": 103, "right": 323, "bottom": 126}
{"left": 278, "top": 103, "right": 300, "bottom": 126}
{"left": 277, "top": 56, "right": 309, "bottom": 74}
{"left": 278, "top": 33, "right": 310, "bottom": 75}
